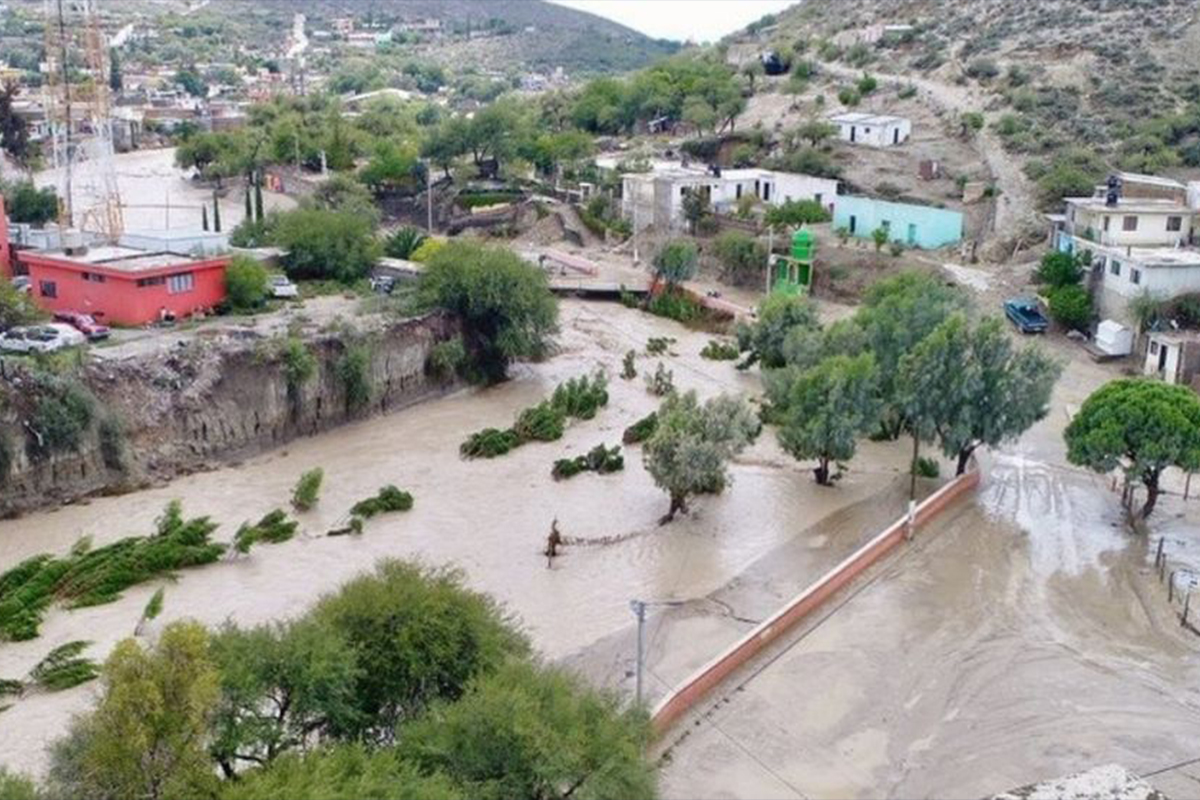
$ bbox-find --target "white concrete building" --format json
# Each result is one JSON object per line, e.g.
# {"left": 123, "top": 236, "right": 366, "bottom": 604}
{"left": 618, "top": 162, "right": 838, "bottom": 233}
{"left": 829, "top": 112, "right": 911, "bottom": 147}
{"left": 1051, "top": 173, "right": 1200, "bottom": 326}
{"left": 1144, "top": 330, "right": 1200, "bottom": 388}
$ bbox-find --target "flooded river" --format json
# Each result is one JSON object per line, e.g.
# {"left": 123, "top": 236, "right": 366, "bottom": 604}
{"left": 0, "top": 299, "right": 912, "bottom": 775}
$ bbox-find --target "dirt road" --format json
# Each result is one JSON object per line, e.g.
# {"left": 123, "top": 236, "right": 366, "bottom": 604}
{"left": 821, "top": 63, "right": 1037, "bottom": 237}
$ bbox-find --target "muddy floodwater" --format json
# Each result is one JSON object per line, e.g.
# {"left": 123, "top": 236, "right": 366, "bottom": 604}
{"left": 0, "top": 299, "right": 913, "bottom": 776}
{"left": 659, "top": 362, "right": 1200, "bottom": 799}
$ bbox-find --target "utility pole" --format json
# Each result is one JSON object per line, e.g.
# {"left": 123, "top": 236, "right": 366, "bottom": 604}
{"left": 765, "top": 225, "right": 775, "bottom": 295}
{"left": 632, "top": 197, "right": 640, "bottom": 265}
{"left": 630, "top": 599, "right": 646, "bottom": 705}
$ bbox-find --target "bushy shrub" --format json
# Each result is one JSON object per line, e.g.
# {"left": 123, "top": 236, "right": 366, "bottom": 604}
{"left": 913, "top": 456, "right": 940, "bottom": 479}
{"left": 623, "top": 412, "right": 658, "bottom": 445}
{"left": 28, "top": 380, "right": 96, "bottom": 459}
{"left": 1034, "top": 251, "right": 1083, "bottom": 288}
{"left": 549, "top": 371, "right": 608, "bottom": 420}
{"left": 552, "top": 444, "right": 624, "bottom": 480}
{"left": 646, "top": 289, "right": 703, "bottom": 322}
{"left": 646, "top": 336, "right": 675, "bottom": 355}
{"left": 646, "top": 362, "right": 674, "bottom": 396}
{"left": 621, "top": 350, "right": 637, "bottom": 380}
{"left": 97, "top": 416, "right": 126, "bottom": 472}
{"left": 224, "top": 256, "right": 270, "bottom": 312}
{"left": 427, "top": 336, "right": 467, "bottom": 381}
{"left": 460, "top": 428, "right": 522, "bottom": 459}
{"left": 233, "top": 509, "right": 299, "bottom": 554}
{"left": 513, "top": 401, "right": 567, "bottom": 442}
{"left": 701, "top": 340, "right": 740, "bottom": 360}
{"left": 336, "top": 344, "right": 372, "bottom": 413}
{"left": 384, "top": 226, "right": 427, "bottom": 260}
{"left": 1047, "top": 285, "right": 1092, "bottom": 331}
{"left": 837, "top": 86, "right": 861, "bottom": 106}
{"left": 292, "top": 468, "right": 324, "bottom": 511}
{"left": 764, "top": 199, "right": 831, "bottom": 228}
{"left": 349, "top": 486, "right": 414, "bottom": 518}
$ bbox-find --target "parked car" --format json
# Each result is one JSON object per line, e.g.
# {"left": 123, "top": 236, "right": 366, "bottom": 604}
{"left": 370, "top": 275, "right": 396, "bottom": 295}
{"left": 1004, "top": 298, "right": 1049, "bottom": 334}
{"left": 270, "top": 275, "right": 299, "bottom": 299}
{"left": 53, "top": 311, "right": 111, "bottom": 341}
{"left": 0, "top": 324, "right": 87, "bottom": 354}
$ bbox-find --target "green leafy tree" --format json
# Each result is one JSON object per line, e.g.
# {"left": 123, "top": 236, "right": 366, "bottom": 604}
{"left": 174, "top": 68, "right": 207, "bottom": 97}
{"left": 680, "top": 190, "right": 711, "bottom": 234}
{"left": 46, "top": 622, "right": 221, "bottom": 800}
{"left": 220, "top": 746, "right": 463, "bottom": 800}
{"left": 223, "top": 256, "right": 270, "bottom": 311}
{"left": 777, "top": 354, "right": 880, "bottom": 485}
{"left": 308, "top": 560, "right": 529, "bottom": 742}
{"left": 653, "top": 240, "right": 699, "bottom": 287}
{"left": 1047, "top": 284, "right": 1092, "bottom": 332}
{"left": 418, "top": 242, "right": 558, "bottom": 384}
{"left": 1, "top": 180, "right": 59, "bottom": 225}
{"left": 108, "top": 48, "right": 122, "bottom": 93}
{"left": 764, "top": 199, "right": 830, "bottom": 228}
{"left": 208, "top": 617, "right": 360, "bottom": 777}
{"left": 0, "top": 276, "right": 43, "bottom": 329}
{"left": 399, "top": 662, "right": 656, "bottom": 800}
{"left": 1065, "top": 380, "right": 1200, "bottom": 518}
{"left": 1034, "top": 250, "right": 1084, "bottom": 288}
{"left": 899, "top": 315, "right": 1061, "bottom": 476}
{"left": 274, "top": 208, "right": 381, "bottom": 283}
{"left": 291, "top": 468, "right": 324, "bottom": 511}
{"left": 737, "top": 292, "right": 819, "bottom": 369}
{"left": 643, "top": 391, "right": 759, "bottom": 523}
{"left": 794, "top": 118, "right": 837, "bottom": 147}
{"left": 713, "top": 231, "right": 766, "bottom": 285}
{"left": 0, "top": 81, "right": 31, "bottom": 165}
{"left": 856, "top": 271, "right": 967, "bottom": 437}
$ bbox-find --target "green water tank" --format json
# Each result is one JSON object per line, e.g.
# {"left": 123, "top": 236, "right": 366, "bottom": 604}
{"left": 791, "top": 228, "right": 815, "bottom": 261}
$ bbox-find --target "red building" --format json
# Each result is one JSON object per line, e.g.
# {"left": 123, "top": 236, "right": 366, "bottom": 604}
{"left": 16, "top": 244, "right": 230, "bottom": 326}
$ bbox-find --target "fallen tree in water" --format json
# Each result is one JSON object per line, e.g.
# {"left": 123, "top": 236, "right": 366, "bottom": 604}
{"left": 552, "top": 444, "right": 624, "bottom": 480}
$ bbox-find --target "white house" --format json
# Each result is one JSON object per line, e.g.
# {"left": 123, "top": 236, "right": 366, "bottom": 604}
{"left": 828, "top": 112, "right": 911, "bottom": 147}
{"left": 618, "top": 162, "right": 838, "bottom": 233}
{"left": 1050, "top": 173, "right": 1200, "bottom": 326}
{"left": 1144, "top": 330, "right": 1200, "bottom": 388}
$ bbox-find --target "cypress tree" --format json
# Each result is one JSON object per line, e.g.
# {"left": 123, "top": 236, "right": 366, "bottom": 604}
{"left": 212, "top": 191, "right": 221, "bottom": 232}
{"left": 254, "top": 172, "right": 265, "bottom": 223}
{"left": 244, "top": 185, "right": 252, "bottom": 222}
{"left": 201, "top": 204, "right": 208, "bottom": 231}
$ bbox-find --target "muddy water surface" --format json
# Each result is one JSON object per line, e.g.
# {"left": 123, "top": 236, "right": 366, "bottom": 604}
{"left": 0, "top": 300, "right": 912, "bottom": 776}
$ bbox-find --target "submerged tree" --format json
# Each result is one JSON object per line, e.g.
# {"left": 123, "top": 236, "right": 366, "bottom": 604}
{"left": 1065, "top": 379, "right": 1200, "bottom": 519}
{"left": 776, "top": 354, "right": 880, "bottom": 485}
{"left": 642, "top": 391, "right": 759, "bottom": 523}
{"left": 736, "top": 292, "right": 819, "bottom": 370}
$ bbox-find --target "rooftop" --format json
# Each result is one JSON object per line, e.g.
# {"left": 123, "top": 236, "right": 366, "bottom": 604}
{"left": 1122, "top": 247, "right": 1200, "bottom": 267}
{"left": 1065, "top": 196, "right": 1192, "bottom": 215}
{"left": 1116, "top": 171, "right": 1186, "bottom": 190}
{"left": 828, "top": 111, "right": 908, "bottom": 125}
{"left": 36, "top": 246, "right": 212, "bottom": 274}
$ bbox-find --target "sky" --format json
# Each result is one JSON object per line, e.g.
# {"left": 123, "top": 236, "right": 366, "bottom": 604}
{"left": 548, "top": 0, "right": 798, "bottom": 43}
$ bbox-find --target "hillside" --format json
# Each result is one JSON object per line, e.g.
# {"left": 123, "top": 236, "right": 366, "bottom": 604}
{"left": 247, "top": 0, "right": 680, "bottom": 74}
{"left": 729, "top": 0, "right": 1200, "bottom": 223}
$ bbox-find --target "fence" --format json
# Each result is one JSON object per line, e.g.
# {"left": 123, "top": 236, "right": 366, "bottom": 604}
{"left": 649, "top": 466, "right": 981, "bottom": 737}
{"left": 1152, "top": 536, "right": 1200, "bottom": 636}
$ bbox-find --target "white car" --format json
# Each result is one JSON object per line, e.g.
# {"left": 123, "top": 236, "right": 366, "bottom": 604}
{"left": 0, "top": 323, "right": 87, "bottom": 354}
{"left": 270, "top": 275, "right": 299, "bottom": 299}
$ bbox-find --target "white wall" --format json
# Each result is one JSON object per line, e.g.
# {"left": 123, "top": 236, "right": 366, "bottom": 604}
{"left": 835, "top": 118, "right": 910, "bottom": 147}
{"left": 1073, "top": 206, "right": 1192, "bottom": 247}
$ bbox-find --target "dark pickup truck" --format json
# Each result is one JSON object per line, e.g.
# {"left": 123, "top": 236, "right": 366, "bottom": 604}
{"left": 1004, "top": 298, "right": 1049, "bottom": 334}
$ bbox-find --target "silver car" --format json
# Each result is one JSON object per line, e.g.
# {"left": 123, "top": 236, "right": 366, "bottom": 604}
{"left": 0, "top": 323, "right": 87, "bottom": 354}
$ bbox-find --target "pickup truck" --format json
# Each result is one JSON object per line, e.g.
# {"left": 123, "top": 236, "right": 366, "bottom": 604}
{"left": 1004, "top": 298, "right": 1049, "bottom": 334}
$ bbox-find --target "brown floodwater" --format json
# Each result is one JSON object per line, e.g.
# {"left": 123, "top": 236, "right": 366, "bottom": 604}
{"left": 0, "top": 299, "right": 913, "bottom": 776}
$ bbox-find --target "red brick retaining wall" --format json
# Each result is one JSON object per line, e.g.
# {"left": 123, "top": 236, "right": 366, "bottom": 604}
{"left": 650, "top": 467, "right": 981, "bottom": 736}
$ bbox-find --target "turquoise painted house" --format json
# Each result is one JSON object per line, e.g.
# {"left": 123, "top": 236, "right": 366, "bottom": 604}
{"left": 833, "top": 196, "right": 964, "bottom": 249}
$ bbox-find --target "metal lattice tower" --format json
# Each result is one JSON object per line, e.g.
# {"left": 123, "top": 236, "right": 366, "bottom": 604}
{"left": 42, "top": 0, "right": 124, "bottom": 241}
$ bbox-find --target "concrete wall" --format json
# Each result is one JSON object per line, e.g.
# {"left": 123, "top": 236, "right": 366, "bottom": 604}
{"left": 650, "top": 466, "right": 981, "bottom": 737}
{"left": 833, "top": 196, "right": 963, "bottom": 249}
{"left": 834, "top": 118, "right": 911, "bottom": 147}
{"left": 1071, "top": 206, "right": 1192, "bottom": 248}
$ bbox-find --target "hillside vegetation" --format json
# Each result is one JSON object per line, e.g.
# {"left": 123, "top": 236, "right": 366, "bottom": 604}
{"left": 734, "top": 0, "right": 1200, "bottom": 208}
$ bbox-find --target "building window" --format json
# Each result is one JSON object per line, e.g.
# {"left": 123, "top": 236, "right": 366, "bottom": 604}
{"left": 39, "top": 280, "right": 56, "bottom": 298}
{"left": 81, "top": 271, "right": 106, "bottom": 283}
{"left": 1109, "top": 260, "right": 1121, "bottom": 276}
{"left": 1122, "top": 216, "right": 1138, "bottom": 231}
{"left": 137, "top": 276, "right": 166, "bottom": 287}
{"left": 1102, "top": 215, "right": 1110, "bottom": 231}
{"left": 1150, "top": 341, "right": 1159, "bottom": 356}
{"left": 1167, "top": 216, "right": 1183, "bottom": 232}
{"left": 167, "top": 273, "right": 195, "bottom": 294}
{"left": 814, "top": 193, "right": 822, "bottom": 205}
{"left": 880, "top": 219, "right": 891, "bottom": 231}
{"left": 1131, "top": 268, "right": 1141, "bottom": 285}
{"left": 735, "top": 184, "right": 742, "bottom": 199}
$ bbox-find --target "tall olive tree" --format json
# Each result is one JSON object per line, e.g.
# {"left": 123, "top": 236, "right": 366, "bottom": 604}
{"left": 736, "top": 292, "right": 819, "bottom": 370}
{"left": 643, "top": 391, "right": 759, "bottom": 523}
{"left": 776, "top": 353, "right": 880, "bottom": 485}
{"left": 1066, "top": 379, "right": 1200, "bottom": 519}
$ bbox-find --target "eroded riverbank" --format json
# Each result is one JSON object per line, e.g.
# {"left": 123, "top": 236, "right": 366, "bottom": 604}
{"left": 0, "top": 299, "right": 915, "bottom": 776}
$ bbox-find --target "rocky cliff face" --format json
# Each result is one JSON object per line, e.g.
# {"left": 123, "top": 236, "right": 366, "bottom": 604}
{"left": 0, "top": 313, "right": 457, "bottom": 517}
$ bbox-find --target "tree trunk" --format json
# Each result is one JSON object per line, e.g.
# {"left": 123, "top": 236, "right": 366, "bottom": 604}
{"left": 1140, "top": 471, "right": 1161, "bottom": 520}
{"left": 659, "top": 493, "right": 687, "bottom": 525}
{"left": 956, "top": 445, "right": 976, "bottom": 476}
{"left": 813, "top": 457, "right": 831, "bottom": 486}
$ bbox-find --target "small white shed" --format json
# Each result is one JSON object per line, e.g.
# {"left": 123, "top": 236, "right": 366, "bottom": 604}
{"left": 1094, "top": 320, "right": 1133, "bottom": 357}
{"left": 829, "top": 112, "right": 911, "bottom": 148}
